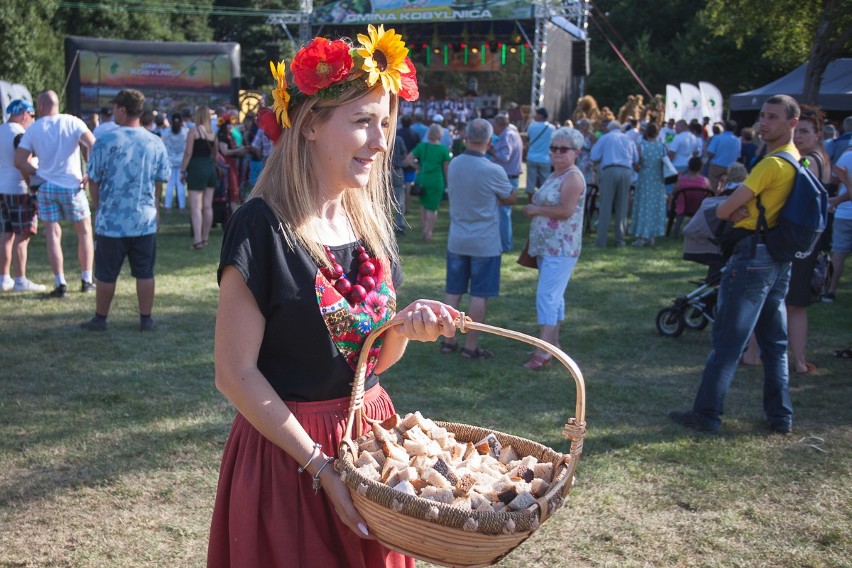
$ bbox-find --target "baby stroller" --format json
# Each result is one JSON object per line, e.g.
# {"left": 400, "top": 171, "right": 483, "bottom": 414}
{"left": 656, "top": 196, "right": 727, "bottom": 337}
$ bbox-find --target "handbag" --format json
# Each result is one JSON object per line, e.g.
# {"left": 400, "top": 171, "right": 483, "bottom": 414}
{"left": 517, "top": 239, "right": 538, "bottom": 269}
{"left": 662, "top": 153, "right": 678, "bottom": 184}
{"left": 410, "top": 182, "right": 423, "bottom": 195}
{"left": 810, "top": 252, "right": 832, "bottom": 299}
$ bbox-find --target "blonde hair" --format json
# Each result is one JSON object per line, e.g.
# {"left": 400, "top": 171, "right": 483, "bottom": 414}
{"left": 250, "top": 85, "right": 399, "bottom": 268}
{"left": 194, "top": 106, "right": 213, "bottom": 136}
{"left": 427, "top": 123, "right": 443, "bottom": 142}
{"left": 726, "top": 162, "right": 747, "bottom": 184}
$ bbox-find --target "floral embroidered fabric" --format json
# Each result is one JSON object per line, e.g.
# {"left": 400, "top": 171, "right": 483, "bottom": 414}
{"left": 316, "top": 255, "right": 397, "bottom": 376}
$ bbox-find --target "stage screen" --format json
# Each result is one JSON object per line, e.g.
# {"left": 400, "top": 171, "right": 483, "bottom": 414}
{"left": 65, "top": 36, "right": 240, "bottom": 116}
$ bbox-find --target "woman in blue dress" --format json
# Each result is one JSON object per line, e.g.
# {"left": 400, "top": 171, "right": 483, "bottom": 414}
{"left": 631, "top": 122, "right": 667, "bottom": 246}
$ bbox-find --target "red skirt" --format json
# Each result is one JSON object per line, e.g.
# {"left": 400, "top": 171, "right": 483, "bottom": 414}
{"left": 207, "top": 385, "right": 414, "bottom": 568}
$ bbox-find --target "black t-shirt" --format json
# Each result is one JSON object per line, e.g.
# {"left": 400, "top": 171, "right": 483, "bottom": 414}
{"left": 218, "top": 198, "right": 401, "bottom": 402}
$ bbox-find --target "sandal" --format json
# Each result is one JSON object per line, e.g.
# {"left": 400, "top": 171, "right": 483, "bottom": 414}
{"left": 190, "top": 241, "right": 205, "bottom": 250}
{"left": 833, "top": 348, "right": 852, "bottom": 359}
{"left": 523, "top": 352, "right": 553, "bottom": 370}
{"left": 440, "top": 339, "right": 458, "bottom": 354}
{"left": 460, "top": 347, "right": 494, "bottom": 360}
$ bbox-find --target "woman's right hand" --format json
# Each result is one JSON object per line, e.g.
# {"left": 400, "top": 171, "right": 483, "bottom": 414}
{"left": 318, "top": 462, "right": 374, "bottom": 540}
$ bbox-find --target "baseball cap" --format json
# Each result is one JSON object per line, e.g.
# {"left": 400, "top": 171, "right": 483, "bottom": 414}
{"left": 99, "top": 106, "right": 113, "bottom": 117}
{"left": 110, "top": 89, "right": 145, "bottom": 117}
{"left": 432, "top": 113, "right": 444, "bottom": 123}
{"left": 535, "top": 107, "right": 548, "bottom": 119}
{"left": 6, "top": 99, "right": 34, "bottom": 116}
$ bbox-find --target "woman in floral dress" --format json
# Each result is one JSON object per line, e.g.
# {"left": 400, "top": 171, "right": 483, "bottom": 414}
{"left": 522, "top": 127, "right": 586, "bottom": 370}
{"left": 208, "top": 26, "right": 458, "bottom": 568}
{"left": 631, "top": 122, "right": 667, "bottom": 246}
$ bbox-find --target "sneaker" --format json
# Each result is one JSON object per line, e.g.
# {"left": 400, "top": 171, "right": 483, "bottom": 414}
{"left": 0, "top": 279, "right": 12, "bottom": 292}
{"left": 140, "top": 318, "right": 157, "bottom": 332}
{"left": 12, "top": 279, "right": 47, "bottom": 293}
{"left": 668, "top": 410, "right": 719, "bottom": 434}
{"left": 81, "top": 280, "right": 96, "bottom": 293}
{"left": 769, "top": 423, "right": 792, "bottom": 435}
{"left": 49, "top": 284, "right": 67, "bottom": 298}
{"left": 821, "top": 292, "right": 835, "bottom": 303}
{"left": 80, "top": 317, "right": 107, "bottom": 332}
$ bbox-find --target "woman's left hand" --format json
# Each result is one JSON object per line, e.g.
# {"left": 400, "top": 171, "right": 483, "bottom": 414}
{"left": 391, "top": 300, "right": 458, "bottom": 342}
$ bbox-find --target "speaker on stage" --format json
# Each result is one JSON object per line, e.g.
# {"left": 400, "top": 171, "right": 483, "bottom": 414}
{"left": 572, "top": 41, "right": 590, "bottom": 77}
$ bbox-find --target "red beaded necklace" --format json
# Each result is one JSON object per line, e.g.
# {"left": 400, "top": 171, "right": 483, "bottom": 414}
{"left": 321, "top": 244, "right": 377, "bottom": 304}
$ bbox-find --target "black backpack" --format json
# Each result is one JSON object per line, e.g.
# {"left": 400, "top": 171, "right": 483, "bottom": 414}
{"left": 756, "top": 151, "right": 828, "bottom": 262}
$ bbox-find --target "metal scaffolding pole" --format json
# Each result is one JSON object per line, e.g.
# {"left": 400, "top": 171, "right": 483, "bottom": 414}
{"left": 531, "top": 9, "right": 548, "bottom": 110}
{"left": 267, "top": 0, "right": 312, "bottom": 50}
{"left": 530, "top": 1, "right": 589, "bottom": 109}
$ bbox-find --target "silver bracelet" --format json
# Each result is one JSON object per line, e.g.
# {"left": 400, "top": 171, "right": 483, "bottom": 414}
{"left": 312, "top": 457, "right": 335, "bottom": 493}
{"left": 298, "top": 442, "right": 323, "bottom": 473}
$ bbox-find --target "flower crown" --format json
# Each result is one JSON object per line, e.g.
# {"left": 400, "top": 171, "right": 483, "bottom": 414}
{"left": 257, "top": 24, "right": 419, "bottom": 144}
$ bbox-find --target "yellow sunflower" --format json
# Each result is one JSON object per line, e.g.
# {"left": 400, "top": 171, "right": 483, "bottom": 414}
{"left": 356, "top": 24, "right": 410, "bottom": 94}
{"left": 270, "top": 60, "right": 292, "bottom": 129}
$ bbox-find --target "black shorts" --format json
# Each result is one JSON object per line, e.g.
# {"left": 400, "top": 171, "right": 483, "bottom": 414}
{"left": 94, "top": 234, "right": 157, "bottom": 283}
{"left": 786, "top": 250, "right": 819, "bottom": 307}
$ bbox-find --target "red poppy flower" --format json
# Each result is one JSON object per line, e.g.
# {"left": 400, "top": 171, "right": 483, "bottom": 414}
{"left": 398, "top": 57, "right": 419, "bottom": 102}
{"left": 290, "top": 38, "right": 354, "bottom": 95}
{"left": 257, "top": 107, "right": 283, "bottom": 144}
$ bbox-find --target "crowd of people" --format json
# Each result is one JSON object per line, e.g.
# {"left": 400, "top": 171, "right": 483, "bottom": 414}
{"left": 1, "top": 23, "right": 850, "bottom": 566}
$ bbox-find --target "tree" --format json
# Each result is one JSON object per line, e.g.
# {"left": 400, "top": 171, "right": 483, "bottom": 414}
{"left": 0, "top": 1, "right": 64, "bottom": 99}
{"left": 210, "top": 0, "right": 299, "bottom": 91}
{"left": 703, "top": 0, "right": 852, "bottom": 105}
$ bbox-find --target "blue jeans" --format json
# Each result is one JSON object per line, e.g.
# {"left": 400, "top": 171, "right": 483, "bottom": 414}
{"left": 498, "top": 178, "right": 518, "bottom": 252}
{"left": 692, "top": 239, "right": 793, "bottom": 431}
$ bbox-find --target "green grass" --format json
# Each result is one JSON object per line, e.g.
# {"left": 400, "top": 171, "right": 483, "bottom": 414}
{"left": 1, "top": 206, "right": 850, "bottom": 567}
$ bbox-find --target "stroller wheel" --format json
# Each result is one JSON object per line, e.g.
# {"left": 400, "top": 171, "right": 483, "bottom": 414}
{"left": 682, "top": 305, "right": 710, "bottom": 330}
{"left": 656, "top": 307, "right": 685, "bottom": 337}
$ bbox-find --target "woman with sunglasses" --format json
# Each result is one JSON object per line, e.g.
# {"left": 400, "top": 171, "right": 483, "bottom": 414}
{"left": 522, "top": 127, "right": 587, "bottom": 369}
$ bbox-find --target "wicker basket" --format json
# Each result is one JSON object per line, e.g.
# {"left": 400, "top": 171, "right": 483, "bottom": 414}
{"left": 337, "top": 315, "right": 587, "bottom": 567}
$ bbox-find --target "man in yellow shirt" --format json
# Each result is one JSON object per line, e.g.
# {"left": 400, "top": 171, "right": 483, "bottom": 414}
{"left": 670, "top": 94, "right": 799, "bottom": 435}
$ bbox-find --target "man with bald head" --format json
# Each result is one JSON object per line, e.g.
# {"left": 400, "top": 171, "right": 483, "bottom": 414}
{"left": 15, "top": 90, "right": 96, "bottom": 297}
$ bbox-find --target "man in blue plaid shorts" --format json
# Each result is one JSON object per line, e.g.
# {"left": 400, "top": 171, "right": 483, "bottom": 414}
{"left": 0, "top": 99, "right": 46, "bottom": 292}
{"left": 15, "top": 90, "right": 96, "bottom": 298}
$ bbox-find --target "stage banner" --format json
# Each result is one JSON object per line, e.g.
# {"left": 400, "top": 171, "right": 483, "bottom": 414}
{"left": 699, "top": 81, "right": 723, "bottom": 123}
{"left": 665, "top": 84, "right": 682, "bottom": 121}
{"left": 65, "top": 36, "right": 240, "bottom": 117}
{"left": 313, "top": 0, "right": 535, "bottom": 25}
{"left": 680, "top": 82, "right": 702, "bottom": 122}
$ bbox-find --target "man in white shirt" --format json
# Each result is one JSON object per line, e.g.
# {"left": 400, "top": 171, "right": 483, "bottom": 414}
{"left": 15, "top": 90, "right": 96, "bottom": 297}
{"left": 91, "top": 106, "right": 119, "bottom": 139}
{"left": 0, "top": 100, "right": 46, "bottom": 292}
{"left": 668, "top": 120, "right": 698, "bottom": 173}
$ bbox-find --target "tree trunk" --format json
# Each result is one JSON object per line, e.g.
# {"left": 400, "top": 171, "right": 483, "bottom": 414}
{"left": 801, "top": 0, "right": 852, "bottom": 105}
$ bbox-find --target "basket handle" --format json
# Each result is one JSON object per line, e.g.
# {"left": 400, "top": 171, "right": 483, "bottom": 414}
{"left": 343, "top": 314, "right": 586, "bottom": 443}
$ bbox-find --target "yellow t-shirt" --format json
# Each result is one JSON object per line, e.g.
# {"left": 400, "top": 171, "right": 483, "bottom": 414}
{"left": 734, "top": 142, "right": 799, "bottom": 230}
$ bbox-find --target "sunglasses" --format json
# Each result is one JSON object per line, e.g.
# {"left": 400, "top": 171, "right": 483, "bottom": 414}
{"left": 549, "top": 146, "right": 576, "bottom": 154}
